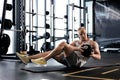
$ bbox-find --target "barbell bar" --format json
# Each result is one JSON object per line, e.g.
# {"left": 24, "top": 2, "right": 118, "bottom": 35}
{"left": 25, "top": 11, "right": 67, "bottom": 19}
{"left": 32, "top": 32, "right": 50, "bottom": 41}
{"left": 26, "top": 23, "right": 50, "bottom": 29}
{"left": 0, "top": 29, "right": 36, "bottom": 33}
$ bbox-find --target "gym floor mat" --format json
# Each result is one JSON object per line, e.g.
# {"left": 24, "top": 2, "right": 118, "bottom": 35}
{"left": 21, "top": 65, "right": 68, "bottom": 73}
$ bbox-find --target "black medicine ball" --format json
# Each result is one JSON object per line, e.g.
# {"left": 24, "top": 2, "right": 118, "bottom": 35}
{"left": 81, "top": 44, "right": 92, "bottom": 57}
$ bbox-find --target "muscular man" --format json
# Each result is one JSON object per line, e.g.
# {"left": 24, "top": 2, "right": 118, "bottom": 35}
{"left": 17, "top": 27, "right": 101, "bottom": 68}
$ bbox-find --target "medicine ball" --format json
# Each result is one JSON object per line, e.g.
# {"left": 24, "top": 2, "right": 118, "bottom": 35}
{"left": 81, "top": 44, "right": 92, "bottom": 57}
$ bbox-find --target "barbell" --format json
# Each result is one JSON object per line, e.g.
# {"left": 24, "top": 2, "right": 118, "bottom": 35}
{"left": 0, "top": 29, "right": 36, "bottom": 33}
{"left": 32, "top": 23, "right": 50, "bottom": 29}
{"left": 25, "top": 11, "right": 67, "bottom": 20}
{"left": 32, "top": 32, "right": 50, "bottom": 41}
{"left": 25, "top": 11, "right": 49, "bottom": 16}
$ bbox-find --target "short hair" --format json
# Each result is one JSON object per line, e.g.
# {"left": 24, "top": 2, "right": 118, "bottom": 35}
{"left": 77, "top": 23, "right": 85, "bottom": 31}
{"left": 81, "top": 23, "right": 84, "bottom": 27}
{"left": 78, "top": 27, "right": 86, "bottom": 31}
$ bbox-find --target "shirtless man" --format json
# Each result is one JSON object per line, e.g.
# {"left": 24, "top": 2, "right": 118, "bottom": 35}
{"left": 17, "top": 26, "right": 101, "bottom": 68}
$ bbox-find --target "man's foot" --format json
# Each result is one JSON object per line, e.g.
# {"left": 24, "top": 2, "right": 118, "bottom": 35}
{"left": 31, "top": 58, "right": 47, "bottom": 65}
{"left": 20, "top": 51, "right": 27, "bottom": 55}
{"left": 16, "top": 52, "right": 29, "bottom": 64}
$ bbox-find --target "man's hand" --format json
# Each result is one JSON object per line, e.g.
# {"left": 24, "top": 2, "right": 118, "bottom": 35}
{"left": 78, "top": 47, "right": 84, "bottom": 53}
{"left": 90, "top": 51, "right": 94, "bottom": 57}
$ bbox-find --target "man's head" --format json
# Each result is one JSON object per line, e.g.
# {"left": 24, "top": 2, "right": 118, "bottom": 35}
{"left": 77, "top": 27, "right": 88, "bottom": 41}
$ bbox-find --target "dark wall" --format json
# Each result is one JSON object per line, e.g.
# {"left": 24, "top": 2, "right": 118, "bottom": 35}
{"left": 95, "top": 0, "right": 120, "bottom": 47}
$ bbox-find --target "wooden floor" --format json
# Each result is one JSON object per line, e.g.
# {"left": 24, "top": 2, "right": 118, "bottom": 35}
{"left": 0, "top": 52, "right": 120, "bottom": 80}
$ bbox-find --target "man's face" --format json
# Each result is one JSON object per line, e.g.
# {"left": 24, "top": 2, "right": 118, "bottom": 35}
{"left": 78, "top": 28, "right": 87, "bottom": 40}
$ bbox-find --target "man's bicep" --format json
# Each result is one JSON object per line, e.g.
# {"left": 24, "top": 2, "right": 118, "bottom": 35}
{"left": 94, "top": 42, "right": 100, "bottom": 54}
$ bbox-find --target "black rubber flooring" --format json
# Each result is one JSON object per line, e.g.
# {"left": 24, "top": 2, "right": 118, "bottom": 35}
{"left": 0, "top": 52, "right": 120, "bottom": 80}
{"left": 64, "top": 65, "right": 120, "bottom": 80}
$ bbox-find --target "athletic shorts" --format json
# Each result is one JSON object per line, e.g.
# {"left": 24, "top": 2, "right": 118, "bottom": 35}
{"left": 58, "top": 52, "right": 79, "bottom": 67}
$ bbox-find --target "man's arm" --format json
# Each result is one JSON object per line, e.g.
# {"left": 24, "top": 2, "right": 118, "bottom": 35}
{"left": 69, "top": 40, "right": 77, "bottom": 46}
{"left": 69, "top": 40, "right": 84, "bottom": 52}
{"left": 90, "top": 41, "right": 101, "bottom": 60}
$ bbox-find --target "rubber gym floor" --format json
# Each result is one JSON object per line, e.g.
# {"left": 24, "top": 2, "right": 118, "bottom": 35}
{"left": 0, "top": 52, "right": 120, "bottom": 80}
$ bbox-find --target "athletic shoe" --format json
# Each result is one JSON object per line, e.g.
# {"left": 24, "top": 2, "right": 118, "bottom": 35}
{"left": 31, "top": 58, "right": 47, "bottom": 65}
{"left": 20, "top": 51, "right": 27, "bottom": 55}
{"left": 16, "top": 52, "right": 29, "bottom": 64}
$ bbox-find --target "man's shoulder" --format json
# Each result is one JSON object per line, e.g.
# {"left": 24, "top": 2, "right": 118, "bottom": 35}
{"left": 91, "top": 41, "right": 99, "bottom": 48}
{"left": 89, "top": 39, "right": 97, "bottom": 42}
{"left": 89, "top": 40, "right": 98, "bottom": 45}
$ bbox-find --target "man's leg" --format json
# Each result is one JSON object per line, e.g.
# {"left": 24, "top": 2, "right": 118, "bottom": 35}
{"left": 31, "top": 41, "right": 73, "bottom": 64}
{"left": 28, "top": 51, "right": 52, "bottom": 59}
{"left": 16, "top": 51, "right": 52, "bottom": 64}
{"left": 44, "top": 41, "right": 73, "bottom": 61}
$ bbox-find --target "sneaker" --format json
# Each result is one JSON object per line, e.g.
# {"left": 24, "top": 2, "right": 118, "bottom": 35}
{"left": 16, "top": 52, "right": 29, "bottom": 64}
{"left": 31, "top": 58, "right": 47, "bottom": 65}
{"left": 20, "top": 51, "right": 27, "bottom": 55}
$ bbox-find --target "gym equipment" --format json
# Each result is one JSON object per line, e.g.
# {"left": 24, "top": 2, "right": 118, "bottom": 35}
{"left": 41, "top": 42, "right": 53, "bottom": 52}
{"left": 0, "top": 2, "right": 13, "bottom": 28}
{"left": 45, "top": 23, "right": 50, "bottom": 29}
{"left": 81, "top": 44, "right": 92, "bottom": 57}
{"left": 0, "top": 34, "right": 10, "bottom": 55}
{"left": 0, "top": 0, "right": 11, "bottom": 55}
{"left": 32, "top": 23, "right": 50, "bottom": 29}
{"left": 6, "top": 4, "right": 13, "bottom": 11}
{"left": 21, "top": 65, "right": 67, "bottom": 73}
{"left": 54, "top": 34, "right": 69, "bottom": 41}
{"left": 46, "top": 11, "right": 49, "bottom": 15}
{"left": 25, "top": 11, "right": 49, "bottom": 16}
{"left": 25, "top": 11, "right": 65, "bottom": 20}
{"left": 27, "top": 46, "right": 40, "bottom": 55}
{"left": 67, "top": 2, "right": 87, "bottom": 42}
{"left": 0, "top": 19, "right": 12, "bottom": 29}
{"left": 74, "top": 33, "right": 101, "bottom": 38}
{"left": 40, "top": 34, "right": 69, "bottom": 52}
{"left": 68, "top": 3, "right": 87, "bottom": 9}
{"left": 2, "top": 29, "right": 36, "bottom": 33}
{"left": 32, "top": 32, "right": 50, "bottom": 41}
{"left": 64, "top": 15, "right": 68, "bottom": 19}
